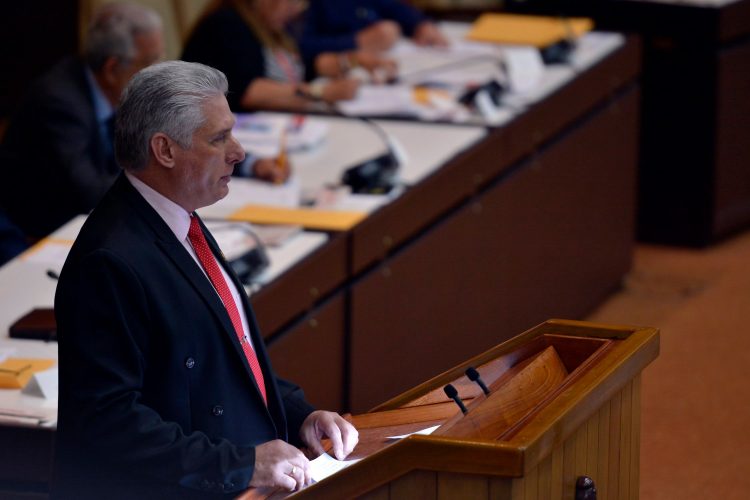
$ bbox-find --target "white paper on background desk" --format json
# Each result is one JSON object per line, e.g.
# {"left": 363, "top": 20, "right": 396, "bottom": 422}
{"left": 21, "top": 240, "right": 72, "bottom": 267}
{"left": 504, "top": 46, "right": 545, "bottom": 94}
{"left": 0, "top": 407, "right": 57, "bottom": 427}
{"left": 233, "top": 113, "right": 328, "bottom": 157}
{"left": 386, "top": 424, "right": 440, "bottom": 440}
{"left": 309, "top": 453, "right": 361, "bottom": 483}
{"left": 0, "top": 348, "right": 15, "bottom": 363}
{"left": 337, "top": 84, "right": 417, "bottom": 117}
{"left": 199, "top": 176, "right": 302, "bottom": 221}
{"left": 22, "top": 367, "right": 58, "bottom": 400}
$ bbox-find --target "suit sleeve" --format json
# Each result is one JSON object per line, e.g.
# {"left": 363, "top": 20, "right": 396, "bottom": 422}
{"left": 298, "top": 0, "right": 428, "bottom": 65}
{"left": 36, "top": 93, "right": 119, "bottom": 209}
{"left": 55, "top": 248, "right": 256, "bottom": 493}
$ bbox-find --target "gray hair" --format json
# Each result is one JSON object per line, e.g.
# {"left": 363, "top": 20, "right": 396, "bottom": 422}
{"left": 115, "top": 60, "right": 228, "bottom": 171}
{"left": 84, "top": 2, "right": 162, "bottom": 71}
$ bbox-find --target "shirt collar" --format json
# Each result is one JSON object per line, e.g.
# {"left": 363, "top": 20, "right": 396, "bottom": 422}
{"left": 84, "top": 66, "right": 115, "bottom": 124}
{"left": 125, "top": 172, "right": 192, "bottom": 242}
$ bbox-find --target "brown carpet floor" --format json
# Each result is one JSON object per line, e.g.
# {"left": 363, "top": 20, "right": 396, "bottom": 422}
{"left": 585, "top": 230, "right": 750, "bottom": 499}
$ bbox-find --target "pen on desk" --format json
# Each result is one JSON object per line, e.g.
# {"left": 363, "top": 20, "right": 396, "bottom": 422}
{"left": 46, "top": 269, "right": 60, "bottom": 280}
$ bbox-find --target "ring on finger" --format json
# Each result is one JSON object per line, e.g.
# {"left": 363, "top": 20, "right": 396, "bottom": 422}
{"left": 291, "top": 465, "right": 297, "bottom": 476}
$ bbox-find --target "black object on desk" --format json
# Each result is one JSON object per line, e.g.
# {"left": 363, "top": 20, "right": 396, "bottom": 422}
{"left": 341, "top": 117, "right": 400, "bottom": 195}
{"left": 9, "top": 308, "right": 57, "bottom": 341}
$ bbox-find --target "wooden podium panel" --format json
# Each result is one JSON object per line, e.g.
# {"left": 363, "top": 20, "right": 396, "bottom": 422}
{"left": 349, "top": 86, "right": 639, "bottom": 412}
{"left": 266, "top": 293, "right": 347, "bottom": 412}
{"left": 252, "top": 233, "right": 347, "bottom": 337}
{"left": 242, "top": 319, "right": 658, "bottom": 500}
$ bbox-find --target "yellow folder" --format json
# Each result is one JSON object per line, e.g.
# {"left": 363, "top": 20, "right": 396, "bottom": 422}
{"left": 466, "top": 13, "right": 594, "bottom": 48}
{"left": 0, "top": 358, "right": 55, "bottom": 389}
{"left": 228, "top": 204, "right": 367, "bottom": 231}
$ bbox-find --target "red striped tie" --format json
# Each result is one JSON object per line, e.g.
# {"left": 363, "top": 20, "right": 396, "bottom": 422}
{"left": 188, "top": 215, "right": 267, "bottom": 404}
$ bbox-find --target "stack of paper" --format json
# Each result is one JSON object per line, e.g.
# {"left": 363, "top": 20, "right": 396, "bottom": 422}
{"left": 233, "top": 113, "right": 328, "bottom": 157}
{"left": 466, "top": 13, "right": 594, "bottom": 48}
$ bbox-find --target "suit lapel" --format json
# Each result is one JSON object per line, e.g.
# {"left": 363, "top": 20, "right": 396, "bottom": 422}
{"left": 114, "top": 176, "right": 272, "bottom": 410}
{"left": 195, "top": 214, "right": 285, "bottom": 425}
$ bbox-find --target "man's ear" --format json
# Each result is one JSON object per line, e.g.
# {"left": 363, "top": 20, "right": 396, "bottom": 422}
{"left": 150, "top": 133, "right": 177, "bottom": 168}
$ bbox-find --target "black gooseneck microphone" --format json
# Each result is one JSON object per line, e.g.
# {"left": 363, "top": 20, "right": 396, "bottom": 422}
{"left": 465, "top": 367, "right": 490, "bottom": 395}
{"left": 443, "top": 384, "right": 468, "bottom": 414}
{"left": 340, "top": 115, "right": 402, "bottom": 194}
{"left": 325, "top": 102, "right": 403, "bottom": 194}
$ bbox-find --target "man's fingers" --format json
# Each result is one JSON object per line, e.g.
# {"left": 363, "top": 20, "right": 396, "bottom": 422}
{"left": 323, "top": 421, "right": 344, "bottom": 459}
{"left": 277, "top": 470, "right": 297, "bottom": 492}
{"left": 305, "top": 431, "right": 327, "bottom": 458}
{"left": 341, "top": 423, "right": 359, "bottom": 456}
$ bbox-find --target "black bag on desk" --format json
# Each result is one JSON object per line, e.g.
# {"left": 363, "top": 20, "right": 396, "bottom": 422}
{"left": 8, "top": 308, "right": 57, "bottom": 341}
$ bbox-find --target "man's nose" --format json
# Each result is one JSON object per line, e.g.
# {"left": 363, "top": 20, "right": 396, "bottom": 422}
{"left": 228, "top": 135, "right": 245, "bottom": 164}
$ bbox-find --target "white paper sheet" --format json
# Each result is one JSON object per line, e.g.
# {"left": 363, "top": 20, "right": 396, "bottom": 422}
{"left": 309, "top": 453, "right": 361, "bottom": 483}
{"left": 386, "top": 424, "right": 440, "bottom": 440}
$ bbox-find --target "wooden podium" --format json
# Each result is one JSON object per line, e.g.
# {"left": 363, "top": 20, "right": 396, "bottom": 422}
{"left": 247, "top": 319, "right": 659, "bottom": 499}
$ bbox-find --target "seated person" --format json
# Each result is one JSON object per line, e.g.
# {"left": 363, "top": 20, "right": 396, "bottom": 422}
{"left": 182, "top": 0, "right": 397, "bottom": 112}
{"left": 0, "top": 207, "right": 27, "bottom": 267}
{"left": 0, "top": 2, "right": 164, "bottom": 239}
{"left": 298, "top": 0, "right": 448, "bottom": 65}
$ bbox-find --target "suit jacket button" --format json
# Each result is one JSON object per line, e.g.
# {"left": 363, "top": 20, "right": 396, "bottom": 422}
{"left": 185, "top": 357, "right": 195, "bottom": 369}
{"left": 212, "top": 405, "right": 224, "bottom": 416}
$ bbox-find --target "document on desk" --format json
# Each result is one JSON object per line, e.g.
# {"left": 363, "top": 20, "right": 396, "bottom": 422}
{"left": 233, "top": 113, "right": 328, "bottom": 157}
{"left": 466, "top": 13, "right": 594, "bottom": 48}
{"left": 227, "top": 205, "right": 367, "bottom": 231}
{"left": 393, "top": 39, "right": 503, "bottom": 87}
{"left": 386, "top": 425, "right": 440, "bottom": 440}
{"left": 20, "top": 237, "right": 73, "bottom": 267}
{"left": 337, "top": 84, "right": 417, "bottom": 117}
{"left": 0, "top": 407, "right": 57, "bottom": 427}
{"left": 309, "top": 453, "right": 361, "bottom": 483}
{"left": 198, "top": 176, "right": 301, "bottom": 221}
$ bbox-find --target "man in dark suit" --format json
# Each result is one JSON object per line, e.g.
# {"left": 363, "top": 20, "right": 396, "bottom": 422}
{"left": 0, "top": 2, "right": 164, "bottom": 239}
{"left": 53, "top": 60, "right": 357, "bottom": 499}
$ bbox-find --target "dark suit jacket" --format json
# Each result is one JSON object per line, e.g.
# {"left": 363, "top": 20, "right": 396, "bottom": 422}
{"left": 53, "top": 174, "right": 315, "bottom": 499}
{"left": 298, "top": 0, "right": 426, "bottom": 66}
{"left": 0, "top": 56, "right": 120, "bottom": 239}
{"left": 0, "top": 207, "right": 27, "bottom": 266}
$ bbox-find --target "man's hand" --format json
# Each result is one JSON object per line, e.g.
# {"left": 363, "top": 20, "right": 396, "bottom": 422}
{"left": 300, "top": 410, "right": 359, "bottom": 460}
{"left": 413, "top": 21, "right": 449, "bottom": 47}
{"left": 252, "top": 157, "right": 291, "bottom": 184}
{"left": 249, "top": 439, "right": 311, "bottom": 491}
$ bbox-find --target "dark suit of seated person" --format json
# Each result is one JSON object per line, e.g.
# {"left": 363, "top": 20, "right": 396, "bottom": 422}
{"left": 182, "top": 0, "right": 396, "bottom": 113}
{"left": 0, "top": 2, "right": 164, "bottom": 240}
{"left": 297, "top": 0, "right": 448, "bottom": 67}
{"left": 0, "top": 207, "right": 27, "bottom": 266}
{"left": 52, "top": 60, "right": 357, "bottom": 499}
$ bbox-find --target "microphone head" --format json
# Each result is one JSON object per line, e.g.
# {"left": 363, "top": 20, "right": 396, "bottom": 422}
{"left": 443, "top": 384, "right": 458, "bottom": 399}
{"left": 465, "top": 367, "right": 480, "bottom": 382}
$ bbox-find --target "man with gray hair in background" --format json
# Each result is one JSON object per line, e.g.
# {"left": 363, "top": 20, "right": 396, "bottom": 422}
{"left": 0, "top": 2, "right": 164, "bottom": 239}
{"left": 53, "top": 60, "right": 358, "bottom": 499}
